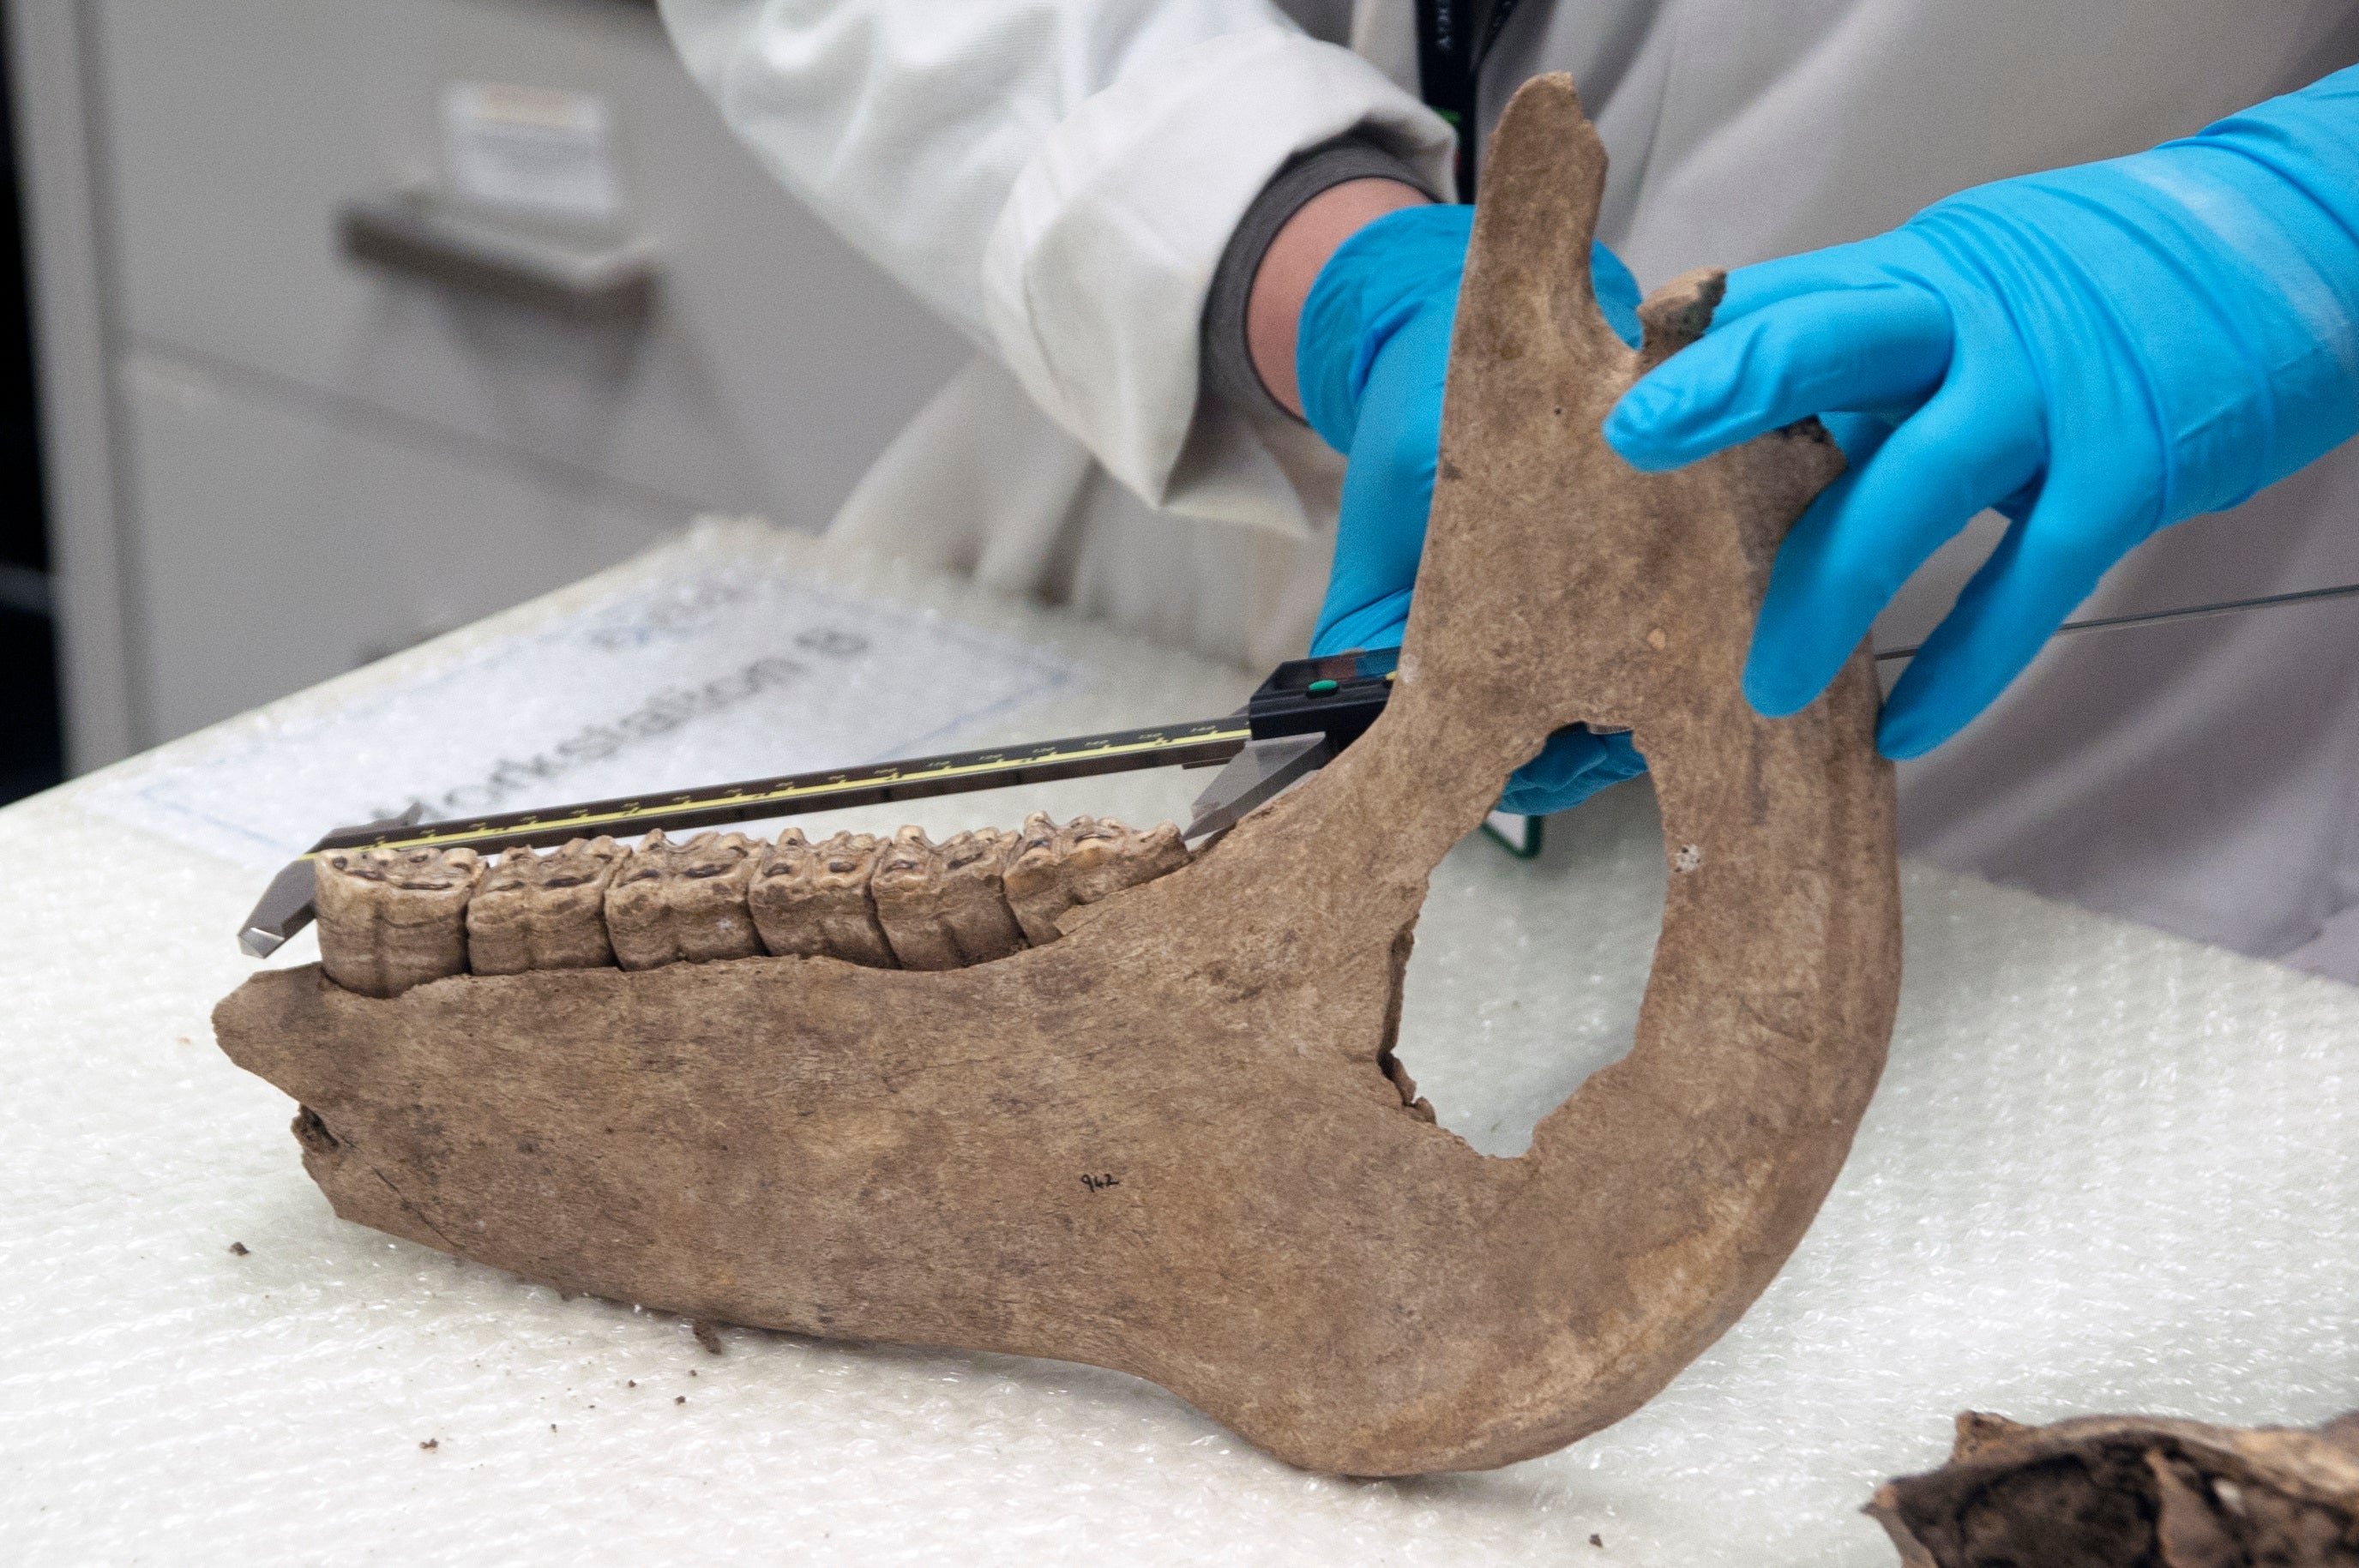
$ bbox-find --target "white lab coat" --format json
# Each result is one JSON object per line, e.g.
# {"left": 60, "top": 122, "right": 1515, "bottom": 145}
{"left": 659, "top": 0, "right": 2359, "bottom": 970}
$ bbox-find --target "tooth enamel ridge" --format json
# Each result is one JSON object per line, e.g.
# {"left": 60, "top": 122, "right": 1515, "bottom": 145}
{"left": 875, "top": 825, "right": 1027, "bottom": 969}
{"left": 870, "top": 825, "right": 1018, "bottom": 970}
{"left": 310, "top": 815, "right": 1192, "bottom": 994}
{"left": 939, "top": 826, "right": 1028, "bottom": 963}
{"left": 1004, "top": 812, "right": 1189, "bottom": 942}
{"left": 314, "top": 845, "right": 484, "bottom": 999}
{"left": 749, "top": 829, "right": 898, "bottom": 967}
{"left": 867, "top": 826, "right": 958, "bottom": 970}
{"left": 605, "top": 829, "right": 765, "bottom": 970}
{"left": 466, "top": 837, "right": 624, "bottom": 975}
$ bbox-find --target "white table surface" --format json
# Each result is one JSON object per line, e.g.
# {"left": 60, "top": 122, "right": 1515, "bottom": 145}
{"left": 4, "top": 520, "right": 2354, "bottom": 1565}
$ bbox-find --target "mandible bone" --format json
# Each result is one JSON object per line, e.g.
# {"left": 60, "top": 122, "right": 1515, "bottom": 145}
{"left": 213, "top": 75, "right": 1898, "bottom": 1475}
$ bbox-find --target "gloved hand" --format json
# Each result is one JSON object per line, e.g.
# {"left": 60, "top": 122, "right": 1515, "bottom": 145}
{"left": 1298, "top": 202, "right": 1650, "bottom": 814}
{"left": 1604, "top": 69, "right": 2359, "bottom": 758}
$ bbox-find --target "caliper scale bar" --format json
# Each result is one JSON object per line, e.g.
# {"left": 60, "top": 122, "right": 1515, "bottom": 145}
{"left": 236, "top": 647, "right": 1405, "bottom": 958}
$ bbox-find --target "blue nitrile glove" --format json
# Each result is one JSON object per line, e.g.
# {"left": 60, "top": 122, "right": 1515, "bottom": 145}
{"left": 1299, "top": 203, "right": 1650, "bottom": 814}
{"left": 1604, "top": 69, "right": 2359, "bottom": 759}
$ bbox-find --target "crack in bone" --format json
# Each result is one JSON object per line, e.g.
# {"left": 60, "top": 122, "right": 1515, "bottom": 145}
{"left": 749, "top": 829, "right": 898, "bottom": 968}
{"left": 605, "top": 830, "right": 764, "bottom": 971}
{"left": 314, "top": 846, "right": 484, "bottom": 998}
{"left": 466, "top": 837, "right": 625, "bottom": 975}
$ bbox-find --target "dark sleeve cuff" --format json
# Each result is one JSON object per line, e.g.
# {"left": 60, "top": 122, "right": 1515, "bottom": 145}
{"left": 1201, "top": 135, "right": 1438, "bottom": 426}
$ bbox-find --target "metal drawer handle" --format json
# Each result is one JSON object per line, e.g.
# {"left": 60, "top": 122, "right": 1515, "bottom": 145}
{"left": 338, "top": 195, "right": 658, "bottom": 324}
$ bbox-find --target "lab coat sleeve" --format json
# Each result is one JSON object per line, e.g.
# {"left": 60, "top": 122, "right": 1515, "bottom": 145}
{"left": 657, "top": 1, "right": 1456, "bottom": 525}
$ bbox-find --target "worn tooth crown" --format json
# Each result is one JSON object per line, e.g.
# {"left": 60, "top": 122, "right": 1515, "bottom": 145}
{"left": 1005, "top": 814, "right": 1193, "bottom": 943}
{"left": 605, "top": 829, "right": 764, "bottom": 970}
{"left": 750, "top": 829, "right": 897, "bottom": 968}
{"left": 870, "top": 826, "right": 964, "bottom": 970}
{"left": 467, "top": 837, "right": 624, "bottom": 975}
{"left": 1064, "top": 815, "right": 1121, "bottom": 867}
{"left": 933, "top": 826, "right": 1027, "bottom": 964}
{"left": 307, "top": 815, "right": 1189, "bottom": 992}
{"left": 314, "top": 846, "right": 484, "bottom": 998}
{"left": 749, "top": 828, "right": 824, "bottom": 959}
{"left": 1002, "top": 812, "right": 1068, "bottom": 945}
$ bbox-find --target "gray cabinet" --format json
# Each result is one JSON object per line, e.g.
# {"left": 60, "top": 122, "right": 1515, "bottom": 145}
{"left": 12, "top": 0, "right": 966, "bottom": 761}
{"left": 117, "top": 348, "right": 693, "bottom": 733}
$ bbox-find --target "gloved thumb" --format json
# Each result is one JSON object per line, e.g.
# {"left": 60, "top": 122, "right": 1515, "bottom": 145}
{"left": 1590, "top": 241, "right": 1641, "bottom": 350}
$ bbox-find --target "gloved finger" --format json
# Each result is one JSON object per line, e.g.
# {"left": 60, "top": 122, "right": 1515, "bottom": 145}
{"left": 1742, "top": 348, "right": 2045, "bottom": 717}
{"left": 1310, "top": 590, "right": 1411, "bottom": 658}
{"left": 1604, "top": 284, "right": 1953, "bottom": 472}
{"left": 1499, "top": 727, "right": 1648, "bottom": 816}
{"left": 1297, "top": 204, "right": 1473, "bottom": 452}
{"left": 1818, "top": 410, "right": 1899, "bottom": 468}
{"left": 1713, "top": 238, "right": 1919, "bottom": 320}
{"left": 1310, "top": 301, "right": 1453, "bottom": 656}
{"left": 1590, "top": 240, "right": 1644, "bottom": 350}
{"left": 1874, "top": 469, "right": 2135, "bottom": 758}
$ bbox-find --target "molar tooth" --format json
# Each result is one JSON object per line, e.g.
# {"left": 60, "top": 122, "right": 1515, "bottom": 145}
{"left": 749, "top": 829, "right": 897, "bottom": 968}
{"left": 1070, "top": 818, "right": 1188, "bottom": 904}
{"left": 1003, "top": 811, "right": 1075, "bottom": 945}
{"left": 466, "top": 837, "right": 623, "bottom": 975}
{"left": 870, "top": 826, "right": 962, "bottom": 970}
{"left": 605, "top": 829, "right": 763, "bottom": 970}
{"left": 1004, "top": 815, "right": 1189, "bottom": 943}
{"left": 876, "top": 823, "right": 1029, "bottom": 970}
{"left": 934, "top": 826, "right": 1026, "bottom": 963}
{"left": 314, "top": 845, "right": 483, "bottom": 998}
{"left": 1061, "top": 814, "right": 1124, "bottom": 878}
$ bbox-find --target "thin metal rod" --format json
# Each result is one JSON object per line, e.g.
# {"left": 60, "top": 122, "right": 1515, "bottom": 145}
{"left": 1875, "top": 579, "right": 2359, "bottom": 663}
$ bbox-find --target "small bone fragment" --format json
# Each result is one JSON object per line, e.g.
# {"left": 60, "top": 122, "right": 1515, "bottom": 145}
{"left": 1868, "top": 1409, "right": 2359, "bottom": 1568}
{"left": 871, "top": 826, "right": 1026, "bottom": 969}
{"left": 1004, "top": 814, "right": 1189, "bottom": 944}
{"left": 466, "top": 838, "right": 624, "bottom": 975}
{"left": 749, "top": 829, "right": 897, "bottom": 968}
{"left": 313, "top": 846, "right": 483, "bottom": 998}
{"left": 605, "top": 830, "right": 763, "bottom": 970}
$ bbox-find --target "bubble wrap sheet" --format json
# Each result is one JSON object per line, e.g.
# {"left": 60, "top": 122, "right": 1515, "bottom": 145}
{"left": 4, "top": 521, "right": 2354, "bottom": 1565}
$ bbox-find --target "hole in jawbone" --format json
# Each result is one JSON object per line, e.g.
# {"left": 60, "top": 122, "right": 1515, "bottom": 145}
{"left": 1390, "top": 769, "right": 1666, "bottom": 1158}
{"left": 292, "top": 1104, "right": 341, "bottom": 1153}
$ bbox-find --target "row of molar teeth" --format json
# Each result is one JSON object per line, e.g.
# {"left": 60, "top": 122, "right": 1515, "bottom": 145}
{"left": 313, "top": 812, "right": 1189, "bottom": 998}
